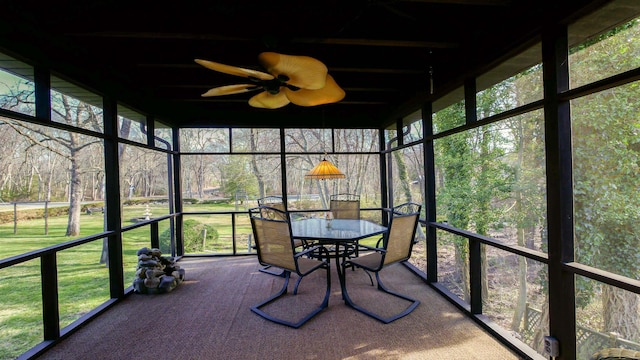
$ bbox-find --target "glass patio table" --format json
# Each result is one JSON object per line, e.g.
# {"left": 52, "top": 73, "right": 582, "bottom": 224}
{"left": 291, "top": 218, "right": 388, "bottom": 297}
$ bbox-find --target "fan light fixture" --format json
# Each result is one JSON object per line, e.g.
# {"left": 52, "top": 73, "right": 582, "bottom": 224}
{"left": 195, "top": 52, "right": 345, "bottom": 109}
{"left": 305, "top": 158, "right": 345, "bottom": 180}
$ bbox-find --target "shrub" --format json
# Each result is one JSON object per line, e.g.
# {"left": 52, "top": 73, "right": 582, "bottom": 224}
{"left": 199, "top": 199, "right": 230, "bottom": 205}
{"left": 159, "top": 219, "right": 218, "bottom": 253}
{"left": 0, "top": 205, "right": 69, "bottom": 224}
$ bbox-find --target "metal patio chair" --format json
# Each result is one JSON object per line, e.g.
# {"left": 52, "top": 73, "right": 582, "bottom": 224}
{"left": 330, "top": 193, "right": 361, "bottom": 220}
{"left": 340, "top": 202, "right": 421, "bottom": 323}
{"left": 257, "top": 196, "right": 287, "bottom": 218}
{"left": 326, "top": 193, "right": 361, "bottom": 258}
{"left": 249, "top": 206, "right": 331, "bottom": 328}
{"left": 255, "top": 196, "right": 303, "bottom": 275}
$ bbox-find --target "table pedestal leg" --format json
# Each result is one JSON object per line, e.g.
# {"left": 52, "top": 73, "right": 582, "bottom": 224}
{"left": 335, "top": 243, "right": 348, "bottom": 301}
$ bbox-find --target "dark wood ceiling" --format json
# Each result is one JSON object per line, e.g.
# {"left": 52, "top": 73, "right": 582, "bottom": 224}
{"left": 0, "top": 0, "right": 606, "bottom": 129}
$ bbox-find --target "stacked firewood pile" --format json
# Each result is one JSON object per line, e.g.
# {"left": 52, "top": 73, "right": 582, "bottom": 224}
{"left": 133, "top": 247, "right": 185, "bottom": 294}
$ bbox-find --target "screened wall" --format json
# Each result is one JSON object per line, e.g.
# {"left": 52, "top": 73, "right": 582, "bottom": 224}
{"left": 0, "top": 1, "right": 639, "bottom": 360}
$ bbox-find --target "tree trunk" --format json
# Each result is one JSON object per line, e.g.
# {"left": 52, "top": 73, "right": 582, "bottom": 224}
{"left": 392, "top": 149, "right": 412, "bottom": 203}
{"left": 100, "top": 238, "right": 109, "bottom": 265}
{"left": 455, "top": 241, "right": 470, "bottom": 302}
{"left": 46, "top": 156, "right": 56, "bottom": 202}
{"left": 511, "top": 175, "right": 527, "bottom": 331}
{"left": 511, "top": 222, "right": 528, "bottom": 332}
{"left": 603, "top": 284, "right": 640, "bottom": 341}
{"left": 196, "top": 156, "right": 205, "bottom": 199}
{"left": 250, "top": 129, "right": 266, "bottom": 198}
{"left": 480, "top": 243, "right": 489, "bottom": 304}
{"left": 66, "top": 152, "right": 82, "bottom": 236}
{"left": 532, "top": 300, "right": 550, "bottom": 354}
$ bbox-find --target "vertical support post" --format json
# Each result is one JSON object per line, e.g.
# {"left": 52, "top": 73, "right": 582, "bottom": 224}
{"left": 464, "top": 77, "right": 477, "bottom": 125}
{"left": 423, "top": 102, "right": 438, "bottom": 283}
{"left": 41, "top": 252, "right": 59, "bottom": 340}
{"left": 469, "top": 237, "right": 482, "bottom": 314}
{"left": 103, "top": 95, "right": 124, "bottom": 299}
{"left": 146, "top": 115, "right": 154, "bottom": 147}
{"left": 150, "top": 221, "right": 159, "bottom": 249}
{"left": 379, "top": 129, "right": 389, "bottom": 226}
{"left": 280, "top": 128, "right": 288, "bottom": 207}
{"left": 543, "top": 23, "right": 576, "bottom": 360}
{"left": 465, "top": 77, "right": 482, "bottom": 313}
{"left": 231, "top": 214, "right": 237, "bottom": 255}
{"left": 164, "top": 150, "right": 175, "bottom": 256}
{"left": 34, "top": 66, "right": 51, "bottom": 122}
{"left": 172, "top": 127, "right": 183, "bottom": 257}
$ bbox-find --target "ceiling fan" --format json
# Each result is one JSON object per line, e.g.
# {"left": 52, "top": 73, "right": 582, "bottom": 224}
{"left": 194, "top": 52, "right": 345, "bottom": 109}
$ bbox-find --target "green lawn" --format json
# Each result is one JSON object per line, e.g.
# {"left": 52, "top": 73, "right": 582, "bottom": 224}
{"left": 0, "top": 202, "right": 384, "bottom": 359}
{"left": 0, "top": 203, "right": 242, "bottom": 360}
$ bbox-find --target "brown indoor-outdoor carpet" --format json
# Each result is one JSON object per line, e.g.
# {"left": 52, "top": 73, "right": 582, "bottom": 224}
{"left": 37, "top": 257, "right": 522, "bottom": 360}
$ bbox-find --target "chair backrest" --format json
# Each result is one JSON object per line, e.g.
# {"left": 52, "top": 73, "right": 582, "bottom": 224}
{"left": 383, "top": 202, "right": 421, "bottom": 265}
{"left": 257, "top": 196, "right": 287, "bottom": 220}
{"left": 330, "top": 193, "right": 360, "bottom": 219}
{"left": 250, "top": 206, "right": 297, "bottom": 272}
{"left": 257, "top": 196, "right": 283, "bottom": 206}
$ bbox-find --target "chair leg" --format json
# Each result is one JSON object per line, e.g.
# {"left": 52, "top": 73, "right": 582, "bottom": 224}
{"left": 251, "top": 270, "right": 290, "bottom": 315}
{"left": 293, "top": 275, "right": 303, "bottom": 295}
{"left": 343, "top": 261, "right": 373, "bottom": 285}
{"left": 251, "top": 265, "right": 331, "bottom": 328}
{"left": 363, "top": 269, "right": 374, "bottom": 286}
{"left": 340, "top": 267, "right": 420, "bottom": 324}
{"left": 374, "top": 271, "right": 420, "bottom": 321}
{"left": 259, "top": 265, "right": 285, "bottom": 277}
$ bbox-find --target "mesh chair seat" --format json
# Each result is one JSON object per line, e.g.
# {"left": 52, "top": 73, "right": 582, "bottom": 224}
{"left": 348, "top": 251, "right": 383, "bottom": 270}
{"left": 297, "top": 257, "right": 326, "bottom": 274}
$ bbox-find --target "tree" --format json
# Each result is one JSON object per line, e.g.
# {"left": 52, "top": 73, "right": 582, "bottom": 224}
{"left": 220, "top": 157, "right": 257, "bottom": 199}
{"left": 570, "top": 20, "right": 640, "bottom": 346}
{"left": 435, "top": 104, "right": 473, "bottom": 301}
{"left": 0, "top": 80, "right": 103, "bottom": 236}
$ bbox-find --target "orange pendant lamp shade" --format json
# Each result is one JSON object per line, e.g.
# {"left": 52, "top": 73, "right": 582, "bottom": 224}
{"left": 305, "top": 158, "right": 345, "bottom": 180}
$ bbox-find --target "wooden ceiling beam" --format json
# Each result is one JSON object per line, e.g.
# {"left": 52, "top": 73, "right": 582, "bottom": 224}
{"left": 290, "top": 38, "right": 458, "bottom": 49}
{"left": 398, "top": 0, "right": 510, "bottom": 5}
{"left": 135, "top": 63, "right": 427, "bottom": 75}
{"left": 64, "top": 32, "right": 252, "bottom": 41}
{"left": 66, "top": 32, "right": 458, "bottom": 49}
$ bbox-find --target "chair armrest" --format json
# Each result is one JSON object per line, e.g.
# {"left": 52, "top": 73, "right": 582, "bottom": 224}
{"left": 355, "top": 235, "right": 384, "bottom": 252}
{"left": 356, "top": 243, "right": 386, "bottom": 254}
{"left": 375, "top": 236, "right": 384, "bottom": 248}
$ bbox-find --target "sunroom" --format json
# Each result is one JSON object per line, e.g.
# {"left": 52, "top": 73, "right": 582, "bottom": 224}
{"left": 1, "top": 1, "right": 640, "bottom": 359}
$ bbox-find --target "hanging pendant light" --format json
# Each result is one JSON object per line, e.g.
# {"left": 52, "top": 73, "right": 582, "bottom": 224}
{"left": 306, "top": 118, "right": 344, "bottom": 180}
{"left": 305, "top": 157, "right": 345, "bottom": 180}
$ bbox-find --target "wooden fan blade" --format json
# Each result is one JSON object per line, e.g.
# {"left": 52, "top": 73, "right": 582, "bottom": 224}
{"left": 248, "top": 90, "right": 290, "bottom": 109}
{"left": 284, "top": 75, "right": 345, "bottom": 106}
{"left": 258, "top": 52, "right": 328, "bottom": 90}
{"left": 194, "top": 59, "right": 274, "bottom": 80}
{"left": 201, "top": 84, "right": 259, "bottom": 97}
